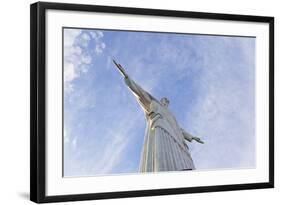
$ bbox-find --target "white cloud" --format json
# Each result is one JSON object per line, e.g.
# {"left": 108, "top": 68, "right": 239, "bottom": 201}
{"left": 90, "top": 30, "right": 103, "bottom": 40}
{"left": 95, "top": 42, "right": 106, "bottom": 54}
{"left": 64, "top": 29, "right": 81, "bottom": 47}
{"left": 64, "top": 128, "right": 69, "bottom": 143}
{"left": 64, "top": 128, "right": 78, "bottom": 152}
{"left": 64, "top": 29, "right": 106, "bottom": 94}
{"left": 79, "top": 33, "right": 91, "bottom": 47}
{"left": 64, "top": 45, "right": 82, "bottom": 59}
{"left": 90, "top": 31, "right": 106, "bottom": 54}
{"left": 64, "top": 63, "right": 77, "bottom": 93}
{"left": 72, "top": 137, "right": 77, "bottom": 150}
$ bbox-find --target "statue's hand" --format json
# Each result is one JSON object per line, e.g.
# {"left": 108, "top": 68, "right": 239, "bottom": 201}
{"left": 192, "top": 136, "right": 204, "bottom": 144}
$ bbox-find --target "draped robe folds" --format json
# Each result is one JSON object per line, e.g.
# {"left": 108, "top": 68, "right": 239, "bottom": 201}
{"left": 125, "top": 77, "right": 195, "bottom": 172}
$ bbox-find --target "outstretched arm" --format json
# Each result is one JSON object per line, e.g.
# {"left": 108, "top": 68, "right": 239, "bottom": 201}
{"left": 112, "top": 60, "right": 154, "bottom": 112}
{"left": 124, "top": 76, "right": 154, "bottom": 112}
{"left": 181, "top": 128, "right": 204, "bottom": 144}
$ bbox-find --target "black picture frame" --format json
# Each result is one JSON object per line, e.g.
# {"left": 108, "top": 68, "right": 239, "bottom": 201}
{"left": 30, "top": 1, "right": 274, "bottom": 203}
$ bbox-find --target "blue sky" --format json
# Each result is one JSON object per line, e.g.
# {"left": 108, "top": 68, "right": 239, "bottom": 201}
{"left": 63, "top": 28, "right": 255, "bottom": 177}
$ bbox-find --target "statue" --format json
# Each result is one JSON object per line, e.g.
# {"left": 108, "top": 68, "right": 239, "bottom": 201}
{"left": 113, "top": 60, "right": 204, "bottom": 172}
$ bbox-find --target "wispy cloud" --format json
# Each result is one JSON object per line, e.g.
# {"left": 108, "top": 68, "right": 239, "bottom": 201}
{"left": 90, "top": 113, "right": 143, "bottom": 175}
{"left": 183, "top": 37, "right": 255, "bottom": 169}
{"left": 64, "top": 29, "right": 106, "bottom": 93}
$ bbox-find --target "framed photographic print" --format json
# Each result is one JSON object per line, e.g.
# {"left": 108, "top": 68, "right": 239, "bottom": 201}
{"left": 30, "top": 1, "right": 274, "bottom": 203}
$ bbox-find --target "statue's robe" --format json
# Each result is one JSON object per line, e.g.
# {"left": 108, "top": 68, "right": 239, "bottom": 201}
{"left": 125, "top": 77, "right": 195, "bottom": 172}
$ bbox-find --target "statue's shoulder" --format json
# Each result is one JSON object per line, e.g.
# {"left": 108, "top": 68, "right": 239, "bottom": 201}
{"left": 149, "top": 99, "right": 160, "bottom": 111}
{"left": 152, "top": 98, "right": 162, "bottom": 106}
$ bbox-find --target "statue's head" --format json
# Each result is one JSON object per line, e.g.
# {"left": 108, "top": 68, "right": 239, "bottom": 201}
{"left": 160, "top": 97, "right": 170, "bottom": 107}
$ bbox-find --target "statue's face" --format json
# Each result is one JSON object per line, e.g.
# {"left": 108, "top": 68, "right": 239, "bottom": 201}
{"left": 160, "top": 98, "right": 170, "bottom": 107}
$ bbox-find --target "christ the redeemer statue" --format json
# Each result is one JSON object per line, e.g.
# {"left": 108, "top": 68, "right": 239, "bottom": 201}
{"left": 113, "top": 60, "right": 203, "bottom": 172}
